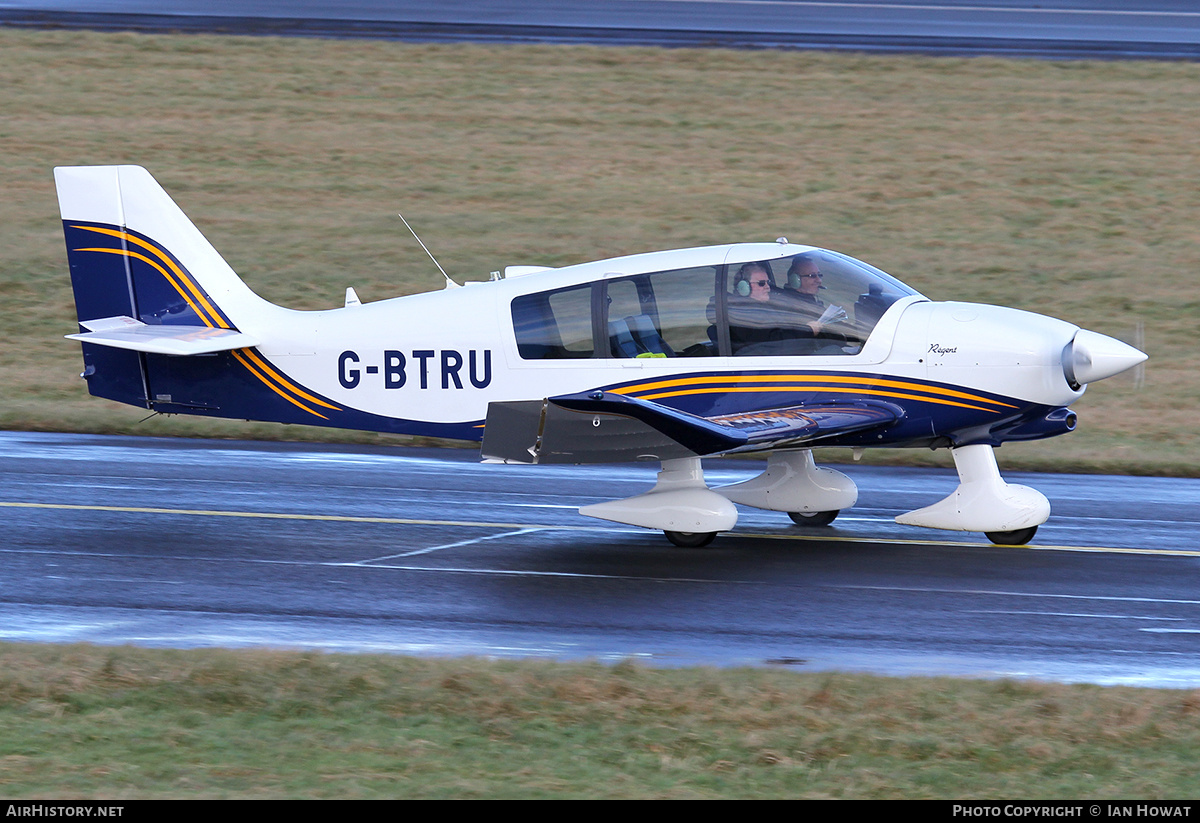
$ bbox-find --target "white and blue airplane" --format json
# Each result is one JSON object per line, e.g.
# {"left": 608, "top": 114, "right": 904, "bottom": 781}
{"left": 55, "top": 165, "right": 1147, "bottom": 547}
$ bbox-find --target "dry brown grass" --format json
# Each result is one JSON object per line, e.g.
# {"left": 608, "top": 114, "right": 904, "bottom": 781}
{"left": 1, "top": 30, "right": 1195, "bottom": 472}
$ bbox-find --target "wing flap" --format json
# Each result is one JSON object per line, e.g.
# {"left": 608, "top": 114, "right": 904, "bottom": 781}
{"left": 482, "top": 391, "right": 902, "bottom": 464}
{"left": 67, "top": 315, "right": 259, "bottom": 355}
{"left": 481, "top": 397, "right": 702, "bottom": 464}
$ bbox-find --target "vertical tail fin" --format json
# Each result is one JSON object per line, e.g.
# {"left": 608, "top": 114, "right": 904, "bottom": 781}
{"left": 55, "top": 165, "right": 266, "bottom": 331}
{"left": 55, "top": 165, "right": 270, "bottom": 409}
{"left": 56, "top": 166, "right": 368, "bottom": 430}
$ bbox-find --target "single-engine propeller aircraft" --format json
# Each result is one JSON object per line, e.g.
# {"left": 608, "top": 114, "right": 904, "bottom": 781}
{"left": 55, "top": 166, "right": 1147, "bottom": 547}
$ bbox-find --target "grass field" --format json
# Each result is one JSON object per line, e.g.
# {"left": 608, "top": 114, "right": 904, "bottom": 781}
{"left": 2, "top": 642, "right": 1199, "bottom": 799}
{"left": 1, "top": 29, "right": 1196, "bottom": 473}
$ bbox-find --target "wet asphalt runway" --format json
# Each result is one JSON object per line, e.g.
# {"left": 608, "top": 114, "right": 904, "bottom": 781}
{"left": 3, "top": 430, "right": 1199, "bottom": 686}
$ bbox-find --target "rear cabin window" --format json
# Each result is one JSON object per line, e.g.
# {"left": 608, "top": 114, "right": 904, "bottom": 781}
{"left": 605, "top": 267, "right": 719, "bottom": 359}
{"left": 511, "top": 283, "right": 594, "bottom": 359}
{"left": 512, "top": 266, "right": 719, "bottom": 360}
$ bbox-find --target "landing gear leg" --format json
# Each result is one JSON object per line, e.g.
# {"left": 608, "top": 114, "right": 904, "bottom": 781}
{"left": 895, "top": 444, "right": 1049, "bottom": 541}
{"left": 717, "top": 450, "right": 857, "bottom": 525}
{"left": 579, "top": 457, "right": 738, "bottom": 547}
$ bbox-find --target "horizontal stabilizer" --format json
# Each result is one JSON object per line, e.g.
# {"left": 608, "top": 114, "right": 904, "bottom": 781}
{"left": 67, "top": 316, "right": 259, "bottom": 355}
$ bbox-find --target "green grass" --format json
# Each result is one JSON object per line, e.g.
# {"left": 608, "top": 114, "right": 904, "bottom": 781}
{"left": 2, "top": 643, "right": 1199, "bottom": 799}
{"left": 1, "top": 29, "right": 1194, "bottom": 473}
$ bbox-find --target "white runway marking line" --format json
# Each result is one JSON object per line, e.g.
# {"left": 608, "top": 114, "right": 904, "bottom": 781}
{"left": 0, "top": 500, "right": 597, "bottom": 532}
{"left": 967, "top": 610, "right": 1186, "bottom": 621}
{"left": 358, "top": 527, "right": 548, "bottom": 561}
{"left": 335, "top": 563, "right": 726, "bottom": 584}
{"left": 1, "top": 541, "right": 729, "bottom": 584}
{"left": 742, "top": 529, "right": 1200, "bottom": 556}
{"left": 44, "top": 575, "right": 187, "bottom": 585}
{"left": 835, "top": 584, "right": 1200, "bottom": 607}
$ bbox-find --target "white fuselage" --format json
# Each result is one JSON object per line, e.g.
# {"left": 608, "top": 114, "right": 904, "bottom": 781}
{"left": 235, "top": 245, "right": 1086, "bottom": 431}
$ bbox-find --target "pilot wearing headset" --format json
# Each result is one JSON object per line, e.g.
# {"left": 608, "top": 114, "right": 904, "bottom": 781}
{"left": 784, "top": 256, "right": 832, "bottom": 336}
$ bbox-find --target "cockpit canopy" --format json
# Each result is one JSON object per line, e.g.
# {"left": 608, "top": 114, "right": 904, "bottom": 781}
{"left": 511, "top": 247, "right": 921, "bottom": 360}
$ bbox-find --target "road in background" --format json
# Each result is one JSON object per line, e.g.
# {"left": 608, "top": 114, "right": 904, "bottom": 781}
{"left": 3, "top": 1, "right": 1200, "bottom": 58}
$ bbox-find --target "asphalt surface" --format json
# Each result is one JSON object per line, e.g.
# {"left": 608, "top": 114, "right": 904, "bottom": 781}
{"left": 3, "top": 430, "right": 1199, "bottom": 686}
{"left": 3, "top": 1, "right": 1200, "bottom": 58}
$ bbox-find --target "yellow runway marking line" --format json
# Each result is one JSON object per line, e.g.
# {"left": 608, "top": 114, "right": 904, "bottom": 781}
{"left": 0, "top": 501, "right": 595, "bottom": 532}
{"left": 2, "top": 501, "right": 1193, "bottom": 556}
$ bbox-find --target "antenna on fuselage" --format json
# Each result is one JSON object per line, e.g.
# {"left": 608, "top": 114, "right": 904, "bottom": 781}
{"left": 397, "top": 213, "right": 460, "bottom": 289}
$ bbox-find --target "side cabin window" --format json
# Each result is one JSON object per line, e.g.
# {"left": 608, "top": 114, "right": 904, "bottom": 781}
{"left": 511, "top": 266, "right": 721, "bottom": 360}
{"left": 510, "top": 251, "right": 915, "bottom": 360}
{"left": 511, "top": 282, "right": 595, "bottom": 359}
{"left": 606, "top": 267, "right": 720, "bottom": 359}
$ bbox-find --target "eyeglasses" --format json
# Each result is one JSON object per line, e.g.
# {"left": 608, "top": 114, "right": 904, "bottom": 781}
{"left": 750, "top": 279, "right": 770, "bottom": 287}
{"left": 798, "top": 272, "right": 822, "bottom": 279}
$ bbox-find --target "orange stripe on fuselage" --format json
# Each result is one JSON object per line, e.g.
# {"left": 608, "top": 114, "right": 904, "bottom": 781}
{"left": 610, "top": 373, "right": 1016, "bottom": 412}
{"left": 631, "top": 384, "right": 997, "bottom": 413}
{"left": 239, "top": 349, "right": 340, "bottom": 411}
{"left": 231, "top": 349, "right": 329, "bottom": 420}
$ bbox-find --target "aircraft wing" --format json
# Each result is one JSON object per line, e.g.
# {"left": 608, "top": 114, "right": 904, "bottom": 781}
{"left": 481, "top": 390, "right": 902, "bottom": 464}
{"left": 67, "top": 316, "right": 259, "bottom": 355}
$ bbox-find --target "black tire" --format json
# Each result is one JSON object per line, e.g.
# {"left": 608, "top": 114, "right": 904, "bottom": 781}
{"left": 664, "top": 530, "right": 718, "bottom": 548}
{"left": 985, "top": 526, "right": 1038, "bottom": 545}
{"left": 788, "top": 510, "right": 839, "bottom": 527}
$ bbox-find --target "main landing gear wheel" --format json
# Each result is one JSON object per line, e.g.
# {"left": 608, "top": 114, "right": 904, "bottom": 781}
{"left": 985, "top": 526, "right": 1038, "bottom": 546}
{"left": 664, "top": 530, "right": 718, "bottom": 548}
{"left": 788, "top": 510, "right": 839, "bottom": 527}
